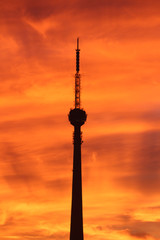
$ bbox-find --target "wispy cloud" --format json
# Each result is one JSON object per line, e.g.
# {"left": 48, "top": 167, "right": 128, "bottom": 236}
{"left": 0, "top": 0, "right": 160, "bottom": 239}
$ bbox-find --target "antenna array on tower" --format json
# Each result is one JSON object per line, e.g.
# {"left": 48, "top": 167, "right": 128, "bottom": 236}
{"left": 75, "top": 38, "right": 81, "bottom": 109}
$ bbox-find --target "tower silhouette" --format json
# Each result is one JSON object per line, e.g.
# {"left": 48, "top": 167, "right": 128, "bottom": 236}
{"left": 68, "top": 38, "right": 87, "bottom": 240}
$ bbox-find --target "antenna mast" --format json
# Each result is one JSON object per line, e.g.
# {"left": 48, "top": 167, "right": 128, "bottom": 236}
{"left": 75, "top": 38, "right": 80, "bottom": 108}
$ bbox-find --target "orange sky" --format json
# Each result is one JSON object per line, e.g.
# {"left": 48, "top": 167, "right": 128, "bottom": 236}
{"left": 0, "top": 0, "right": 160, "bottom": 239}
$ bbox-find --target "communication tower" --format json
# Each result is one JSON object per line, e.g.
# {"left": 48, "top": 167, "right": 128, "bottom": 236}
{"left": 68, "top": 38, "right": 87, "bottom": 240}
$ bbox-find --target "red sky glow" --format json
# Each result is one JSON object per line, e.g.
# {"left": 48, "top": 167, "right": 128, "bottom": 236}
{"left": 0, "top": 0, "right": 160, "bottom": 239}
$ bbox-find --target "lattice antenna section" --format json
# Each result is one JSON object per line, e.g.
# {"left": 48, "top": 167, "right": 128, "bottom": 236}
{"left": 75, "top": 38, "right": 81, "bottom": 109}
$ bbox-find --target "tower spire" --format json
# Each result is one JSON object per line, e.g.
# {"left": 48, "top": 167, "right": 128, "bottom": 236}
{"left": 68, "top": 39, "right": 87, "bottom": 240}
{"left": 75, "top": 38, "right": 81, "bottom": 109}
{"left": 76, "top": 38, "right": 80, "bottom": 73}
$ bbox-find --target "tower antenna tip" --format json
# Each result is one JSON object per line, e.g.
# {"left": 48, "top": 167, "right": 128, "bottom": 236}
{"left": 77, "top": 38, "right": 79, "bottom": 50}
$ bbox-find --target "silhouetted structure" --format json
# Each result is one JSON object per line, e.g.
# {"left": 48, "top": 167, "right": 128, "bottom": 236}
{"left": 68, "top": 38, "right": 87, "bottom": 240}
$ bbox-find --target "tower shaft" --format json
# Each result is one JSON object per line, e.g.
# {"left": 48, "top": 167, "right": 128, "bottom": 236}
{"left": 70, "top": 126, "right": 83, "bottom": 240}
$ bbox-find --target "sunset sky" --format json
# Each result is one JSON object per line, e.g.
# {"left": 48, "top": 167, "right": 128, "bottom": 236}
{"left": 0, "top": 0, "right": 160, "bottom": 239}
